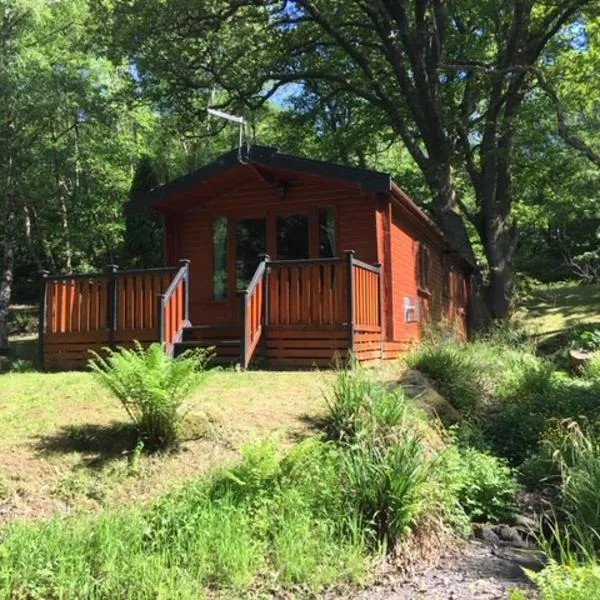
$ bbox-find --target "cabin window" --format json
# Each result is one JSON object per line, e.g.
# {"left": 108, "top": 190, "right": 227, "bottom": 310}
{"left": 319, "top": 207, "right": 336, "bottom": 258}
{"left": 418, "top": 242, "right": 431, "bottom": 293}
{"left": 236, "top": 218, "right": 266, "bottom": 292}
{"left": 213, "top": 216, "right": 228, "bottom": 300}
{"left": 276, "top": 214, "right": 309, "bottom": 260}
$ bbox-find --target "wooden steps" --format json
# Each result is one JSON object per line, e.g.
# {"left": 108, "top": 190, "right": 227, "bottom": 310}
{"left": 173, "top": 325, "right": 242, "bottom": 366}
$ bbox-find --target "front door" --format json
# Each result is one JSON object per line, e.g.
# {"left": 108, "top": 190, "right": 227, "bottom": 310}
{"left": 209, "top": 208, "right": 337, "bottom": 324}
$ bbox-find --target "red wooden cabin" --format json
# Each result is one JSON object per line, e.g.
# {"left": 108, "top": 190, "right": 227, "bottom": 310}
{"left": 40, "top": 146, "right": 473, "bottom": 370}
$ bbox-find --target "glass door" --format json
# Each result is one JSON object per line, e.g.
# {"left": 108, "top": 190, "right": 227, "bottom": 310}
{"left": 235, "top": 218, "right": 266, "bottom": 292}
{"left": 276, "top": 214, "right": 309, "bottom": 260}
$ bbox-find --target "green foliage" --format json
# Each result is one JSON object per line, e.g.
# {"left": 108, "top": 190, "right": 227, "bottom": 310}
{"left": 527, "top": 561, "right": 600, "bottom": 600}
{"left": 88, "top": 342, "right": 212, "bottom": 449}
{"left": 324, "top": 360, "right": 406, "bottom": 442}
{"left": 583, "top": 354, "right": 600, "bottom": 380}
{"left": 410, "top": 335, "right": 600, "bottom": 466}
{"left": 406, "top": 341, "right": 484, "bottom": 417}
{"left": 0, "top": 438, "right": 368, "bottom": 598}
{"left": 575, "top": 328, "right": 600, "bottom": 352}
{"left": 437, "top": 446, "right": 518, "bottom": 524}
{"left": 341, "top": 432, "right": 429, "bottom": 549}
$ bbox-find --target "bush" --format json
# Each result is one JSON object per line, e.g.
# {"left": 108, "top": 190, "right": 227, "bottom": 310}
{"left": 324, "top": 360, "right": 406, "bottom": 442}
{"left": 341, "top": 432, "right": 429, "bottom": 549}
{"left": 437, "top": 446, "right": 518, "bottom": 524}
{"left": 526, "top": 561, "right": 600, "bottom": 600}
{"left": 406, "top": 341, "right": 484, "bottom": 417}
{"left": 89, "top": 342, "right": 212, "bottom": 449}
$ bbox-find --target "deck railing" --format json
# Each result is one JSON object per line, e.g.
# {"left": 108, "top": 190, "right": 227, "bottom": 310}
{"left": 158, "top": 260, "right": 190, "bottom": 355}
{"left": 40, "top": 262, "right": 190, "bottom": 367}
{"left": 239, "top": 251, "right": 382, "bottom": 367}
{"left": 240, "top": 257, "right": 267, "bottom": 368}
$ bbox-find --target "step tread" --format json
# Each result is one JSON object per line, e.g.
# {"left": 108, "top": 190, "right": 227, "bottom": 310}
{"left": 176, "top": 339, "right": 240, "bottom": 347}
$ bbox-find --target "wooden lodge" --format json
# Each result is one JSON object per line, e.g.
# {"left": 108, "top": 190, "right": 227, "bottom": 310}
{"left": 40, "top": 145, "right": 473, "bottom": 370}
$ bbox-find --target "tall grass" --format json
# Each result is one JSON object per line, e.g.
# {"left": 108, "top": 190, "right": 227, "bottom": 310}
{"left": 0, "top": 439, "right": 368, "bottom": 598}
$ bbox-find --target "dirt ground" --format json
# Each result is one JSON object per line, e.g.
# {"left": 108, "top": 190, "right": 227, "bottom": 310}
{"left": 355, "top": 540, "right": 539, "bottom": 600}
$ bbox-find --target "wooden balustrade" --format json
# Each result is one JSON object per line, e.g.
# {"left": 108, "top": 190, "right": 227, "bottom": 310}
{"left": 45, "top": 274, "right": 110, "bottom": 335}
{"left": 40, "top": 263, "right": 188, "bottom": 368}
{"left": 158, "top": 261, "right": 190, "bottom": 355}
{"left": 352, "top": 259, "right": 381, "bottom": 330}
{"left": 267, "top": 258, "right": 348, "bottom": 327}
{"left": 240, "top": 259, "right": 267, "bottom": 368}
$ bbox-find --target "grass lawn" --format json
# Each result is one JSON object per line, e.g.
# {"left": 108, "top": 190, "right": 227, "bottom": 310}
{"left": 518, "top": 282, "right": 600, "bottom": 342}
{"left": 0, "top": 362, "right": 339, "bottom": 525}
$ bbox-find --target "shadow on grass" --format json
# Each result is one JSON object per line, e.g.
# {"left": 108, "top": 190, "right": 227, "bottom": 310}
{"left": 289, "top": 414, "right": 330, "bottom": 442}
{"left": 535, "top": 320, "right": 600, "bottom": 356}
{"left": 34, "top": 422, "right": 140, "bottom": 468}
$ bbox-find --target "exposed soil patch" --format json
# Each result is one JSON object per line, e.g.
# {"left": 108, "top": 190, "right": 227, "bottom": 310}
{"left": 355, "top": 539, "right": 539, "bottom": 599}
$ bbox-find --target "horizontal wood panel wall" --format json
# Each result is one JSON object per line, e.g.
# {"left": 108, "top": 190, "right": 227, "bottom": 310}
{"left": 169, "top": 171, "right": 378, "bottom": 327}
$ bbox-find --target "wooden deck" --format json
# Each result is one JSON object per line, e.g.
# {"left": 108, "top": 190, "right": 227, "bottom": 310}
{"left": 40, "top": 253, "right": 383, "bottom": 370}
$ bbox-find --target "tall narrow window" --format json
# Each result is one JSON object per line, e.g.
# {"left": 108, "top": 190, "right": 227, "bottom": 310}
{"left": 319, "top": 207, "right": 336, "bottom": 258}
{"left": 236, "top": 218, "right": 266, "bottom": 292}
{"left": 277, "top": 214, "right": 309, "bottom": 260}
{"left": 213, "top": 216, "right": 228, "bottom": 300}
{"left": 418, "top": 242, "right": 431, "bottom": 292}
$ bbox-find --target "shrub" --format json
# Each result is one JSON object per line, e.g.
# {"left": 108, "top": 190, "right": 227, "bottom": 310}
{"left": 341, "top": 432, "right": 429, "bottom": 549}
{"left": 526, "top": 561, "right": 600, "bottom": 600}
{"left": 407, "top": 341, "right": 483, "bottom": 417}
{"left": 324, "top": 361, "right": 406, "bottom": 442}
{"left": 583, "top": 353, "right": 600, "bottom": 380}
{"left": 89, "top": 342, "right": 212, "bottom": 449}
{"left": 436, "top": 446, "right": 518, "bottom": 524}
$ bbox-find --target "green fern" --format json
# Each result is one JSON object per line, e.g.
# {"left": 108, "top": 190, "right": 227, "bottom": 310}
{"left": 88, "top": 342, "right": 213, "bottom": 449}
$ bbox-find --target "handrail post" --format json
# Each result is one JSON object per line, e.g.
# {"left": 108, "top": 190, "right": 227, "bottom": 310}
{"left": 38, "top": 270, "right": 50, "bottom": 371}
{"left": 374, "top": 262, "right": 383, "bottom": 359}
{"left": 240, "top": 292, "right": 249, "bottom": 369}
{"left": 178, "top": 259, "right": 191, "bottom": 324}
{"left": 345, "top": 250, "right": 355, "bottom": 358}
{"left": 157, "top": 293, "right": 165, "bottom": 348}
{"left": 259, "top": 254, "right": 270, "bottom": 359}
{"left": 106, "top": 264, "right": 118, "bottom": 350}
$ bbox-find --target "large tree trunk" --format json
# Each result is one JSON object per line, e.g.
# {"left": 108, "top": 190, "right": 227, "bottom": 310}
{"left": 0, "top": 167, "right": 15, "bottom": 356}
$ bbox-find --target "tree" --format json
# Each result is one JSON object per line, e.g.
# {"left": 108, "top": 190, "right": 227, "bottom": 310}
{"left": 122, "top": 156, "right": 163, "bottom": 268}
{"left": 101, "top": 0, "right": 595, "bottom": 321}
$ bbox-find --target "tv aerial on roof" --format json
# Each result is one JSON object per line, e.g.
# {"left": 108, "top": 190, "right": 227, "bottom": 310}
{"left": 207, "top": 108, "right": 247, "bottom": 162}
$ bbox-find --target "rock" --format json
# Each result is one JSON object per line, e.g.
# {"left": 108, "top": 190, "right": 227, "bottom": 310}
{"left": 400, "top": 369, "right": 461, "bottom": 424}
{"left": 513, "top": 514, "right": 538, "bottom": 531}
{"left": 474, "top": 525, "right": 501, "bottom": 545}
{"left": 492, "top": 525, "right": 528, "bottom": 548}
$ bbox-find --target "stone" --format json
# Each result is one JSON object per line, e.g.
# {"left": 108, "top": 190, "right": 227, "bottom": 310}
{"left": 492, "top": 525, "right": 528, "bottom": 548}
{"left": 400, "top": 369, "right": 462, "bottom": 424}
{"left": 474, "top": 525, "right": 501, "bottom": 545}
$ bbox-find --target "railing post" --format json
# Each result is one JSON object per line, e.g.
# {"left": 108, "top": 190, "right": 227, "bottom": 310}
{"left": 345, "top": 250, "right": 355, "bottom": 357}
{"left": 106, "top": 264, "right": 118, "bottom": 350}
{"left": 374, "top": 262, "right": 383, "bottom": 359}
{"left": 38, "top": 270, "right": 50, "bottom": 371}
{"left": 157, "top": 293, "right": 165, "bottom": 347}
{"left": 240, "top": 292, "right": 249, "bottom": 369}
{"left": 178, "top": 259, "right": 191, "bottom": 324}
{"left": 259, "top": 254, "right": 270, "bottom": 359}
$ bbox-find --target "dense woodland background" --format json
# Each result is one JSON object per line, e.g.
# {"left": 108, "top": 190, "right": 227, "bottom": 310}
{"left": 1, "top": 0, "right": 600, "bottom": 352}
